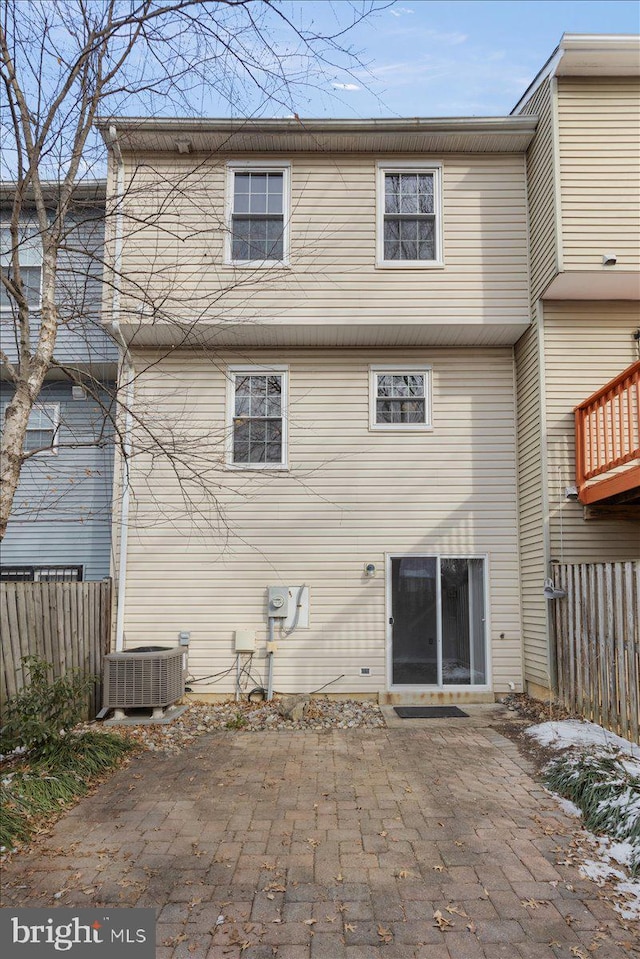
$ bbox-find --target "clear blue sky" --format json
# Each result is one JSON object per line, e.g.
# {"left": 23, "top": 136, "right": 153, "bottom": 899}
{"left": 280, "top": 0, "right": 640, "bottom": 118}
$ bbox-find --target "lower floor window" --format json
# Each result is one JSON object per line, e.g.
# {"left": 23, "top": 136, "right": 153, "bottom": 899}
{"left": 0, "top": 566, "right": 83, "bottom": 582}
{"left": 391, "top": 556, "right": 486, "bottom": 686}
{"left": 370, "top": 367, "right": 431, "bottom": 428}
{"left": 229, "top": 368, "right": 287, "bottom": 467}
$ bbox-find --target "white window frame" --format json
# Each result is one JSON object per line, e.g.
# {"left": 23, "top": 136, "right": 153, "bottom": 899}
{"left": 376, "top": 161, "right": 444, "bottom": 269}
{"left": 25, "top": 402, "right": 60, "bottom": 455}
{"left": 225, "top": 161, "right": 291, "bottom": 267}
{"left": 369, "top": 365, "right": 432, "bottom": 431}
{"left": 0, "top": 221, "right": 44, "bottom": 311}
{"left": 226, "top": 364, "right": 289, "bottom": 470}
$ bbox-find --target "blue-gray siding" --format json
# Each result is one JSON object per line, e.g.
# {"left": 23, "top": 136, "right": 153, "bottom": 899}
{"left": 1, "top": 381, "right": 115, "bottom": 580}
{"left": 0, "top": 205, "right": 117, "bottom": 366}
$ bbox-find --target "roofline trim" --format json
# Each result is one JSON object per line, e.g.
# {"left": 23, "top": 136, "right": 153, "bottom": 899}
{"left": 96, "top": 115, "right": 537, "bottom": 139}
{"left": 511, "top": 32, "right": 640, "bottom": 115}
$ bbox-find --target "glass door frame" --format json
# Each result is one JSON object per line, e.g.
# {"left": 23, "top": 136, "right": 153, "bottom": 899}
{"left": 385, "top": 553, "right": 492, "bottom": 692}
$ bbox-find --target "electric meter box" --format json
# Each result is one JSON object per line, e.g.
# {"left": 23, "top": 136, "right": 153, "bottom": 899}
{"left": 267, "top": 586, "right": 289, "bottom": 618}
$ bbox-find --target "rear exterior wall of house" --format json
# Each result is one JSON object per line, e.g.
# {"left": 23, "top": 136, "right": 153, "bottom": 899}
{"left": 118, "top": 347, "right": 524, "bottom": 698}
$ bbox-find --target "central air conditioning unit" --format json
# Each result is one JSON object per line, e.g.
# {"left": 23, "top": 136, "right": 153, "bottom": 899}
{"left": 103, "top": 647, "right": 185, "bottom": 710}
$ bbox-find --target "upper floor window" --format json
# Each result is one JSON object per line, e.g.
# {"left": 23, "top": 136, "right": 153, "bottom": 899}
{"left": 227, "top": 366, "right": 288, "bottom": 468}
{"left": 227, "top": 163, "right": 290, "bottom": 265}
{"left": 369, "top": 366, "right": 432, "bottom": 430}
{"left": 0, "top": 223, "right": 43, "bottom": 310}
{"left": 25, "top": 403, "right": 60, "bottom": 453}
{"left": 377, "top": 163, "right": 443, "bottom": 268}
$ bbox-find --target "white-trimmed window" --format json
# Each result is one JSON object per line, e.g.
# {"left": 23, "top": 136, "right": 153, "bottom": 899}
{"left": 0, "top": 223, "right": 43, "bottom": 310}
{"left": 377, "top": 163, "right": 443, "bottom": 267}
{"left": 24, "top": 403, "right": 60, "bottom": 453}
{"left": 227, "top": 366, "right": 288, "bottom": 468}
{"left": 226, "top": 163, "right": 290, "bottom": 265}
{"left": 370, "top": 367, "right": 432, "bottom": 429}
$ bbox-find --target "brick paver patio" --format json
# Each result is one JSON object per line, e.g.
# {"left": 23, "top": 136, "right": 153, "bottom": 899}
{"left": 2, "top": 721, "right": 638, "bottom": 958}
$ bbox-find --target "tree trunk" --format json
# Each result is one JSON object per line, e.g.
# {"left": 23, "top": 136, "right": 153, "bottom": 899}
{"left": 0, "top": 383, "right": 33, "bottom": 540}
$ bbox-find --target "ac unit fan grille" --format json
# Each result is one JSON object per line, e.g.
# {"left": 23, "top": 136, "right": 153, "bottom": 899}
{"left": 103, "top": 649, "right": 184, "bottom": 708}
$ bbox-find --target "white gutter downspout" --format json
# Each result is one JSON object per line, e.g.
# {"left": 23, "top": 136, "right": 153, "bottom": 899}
{"left": 108, "top": 124, "right": 132, "bottom": 653}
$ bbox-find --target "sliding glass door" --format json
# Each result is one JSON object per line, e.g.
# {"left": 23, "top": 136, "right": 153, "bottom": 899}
{"left": 390, "top": 556, "right": 487, "bottom": 687}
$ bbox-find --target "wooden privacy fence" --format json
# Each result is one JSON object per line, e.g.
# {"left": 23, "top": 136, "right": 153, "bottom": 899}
{"left": 552, "top": 562, "right": 640, "bottom": 744}
{"left": 1, "top": 580, "right": 112, "bottom": 718}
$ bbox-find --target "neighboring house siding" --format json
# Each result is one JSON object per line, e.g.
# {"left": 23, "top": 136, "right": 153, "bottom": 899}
{"left": 120, "top": 348, "right": 523, "bottom": 695}
{"left": 543, "top": 301, "right": 640, "bottom": 561}
{"left": 118, "top": 153, "right": 530, "bottom": 331}
{"left": 515, "top": 317, "right": 550, "bottom": 690}
{"left": 519, "top": 79, "right": 558, "bottom": 301}
{"left": 0, "top": 206, "right": 116, "bottom": 366}
{"left": 1, "top": 381, "right": 115, "bottom": 580}
{"left": 557, "top": 77, "right": 640, "bottom": 272}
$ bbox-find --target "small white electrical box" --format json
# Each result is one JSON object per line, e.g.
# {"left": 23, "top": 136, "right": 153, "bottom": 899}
{"left": 267, "top": 586, "right": 289, "bottom": 618}
{"left": 234, "top": 630, "right": 256, "bottom": 653}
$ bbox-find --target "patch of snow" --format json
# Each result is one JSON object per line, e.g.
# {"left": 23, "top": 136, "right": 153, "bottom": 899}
{"left": 525, "top": 720, "right": 640, "bottom": 758}
{"left": 579, "top": 859, "right": 626, "bottom": 884}
{"left": 614, "top": 880, "right": 640, "bottom": 921}
{"left": 621, "top": 757, "right": 640, "bottom": 776}
{"left": 577, "top": 832, "right": 640, "bottom": 920}
{"left": 544, "top": 787, "right": 582, "bottom": 818}
{"left": 556, "top": 796, "right": 583, "bottom": 818}
{"left": 594, "top": 836, "right": 636, "bottom": 870}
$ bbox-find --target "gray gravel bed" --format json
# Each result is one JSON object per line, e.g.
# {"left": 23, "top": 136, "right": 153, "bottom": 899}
{"left": 101, "top": 698, "right": 386, "bottom": 753}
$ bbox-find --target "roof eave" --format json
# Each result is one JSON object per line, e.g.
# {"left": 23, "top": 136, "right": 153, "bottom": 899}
{"left": 512, "top": 32, "right": 640, "bottom": 115}
{"left": 97, "top": 115, "right": 537, "bottom": 154}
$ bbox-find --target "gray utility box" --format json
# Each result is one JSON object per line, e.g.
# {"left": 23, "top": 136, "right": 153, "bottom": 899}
{"left": 103, "top": 647, "right": 184, "bottom": 709}
{"left": 267, "top": 586, "right": 289, "bottom": 618}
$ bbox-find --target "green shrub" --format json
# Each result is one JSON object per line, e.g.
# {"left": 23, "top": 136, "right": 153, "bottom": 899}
{"left": 0, "top": 658, "right": 134, "bottom": 852}
{"left": 544, "top": 750, "right": 640, "bottom": 876}
{"left": 0, "top": 656, "right": 96, "bottom": 756}
{"left": 225, "top": 712, "right": 248, "bottom": 730}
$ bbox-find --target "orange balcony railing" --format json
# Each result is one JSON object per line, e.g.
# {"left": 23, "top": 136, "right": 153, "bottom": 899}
{"left": 574, "top": 360, "right": 640, "bottom": 504}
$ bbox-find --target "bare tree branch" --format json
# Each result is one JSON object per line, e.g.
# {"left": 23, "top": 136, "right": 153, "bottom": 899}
{"left": 0, "top": 0, "right": 386, "bottom": 540}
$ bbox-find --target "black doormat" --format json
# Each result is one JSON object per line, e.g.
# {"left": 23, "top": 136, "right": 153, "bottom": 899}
{"left": 393, "top": 706, "right": 469, "bottom": 718}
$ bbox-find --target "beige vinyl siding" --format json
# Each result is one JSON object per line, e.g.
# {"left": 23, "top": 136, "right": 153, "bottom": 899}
{"left": 519, "top": 79, "right": 559, "bottom": 302}
{"left": 118, "top": 153, "right": 529, "bottom": 328}
{"left": 120, "top": 348, "right": 523, "bottom": 695}
{"left": 557, "top": 78, "right": 640, "bottom": 272}
{"left": 515, "top": 317, "right": 551, "bottom": 689}
{"left": 544, "top": 301, "right": 640, "bottom": 561}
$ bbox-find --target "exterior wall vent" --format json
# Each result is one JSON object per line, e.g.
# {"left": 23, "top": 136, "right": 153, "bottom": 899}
{"left": 103, "top": 647, "right": 184, "bottom": 709}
